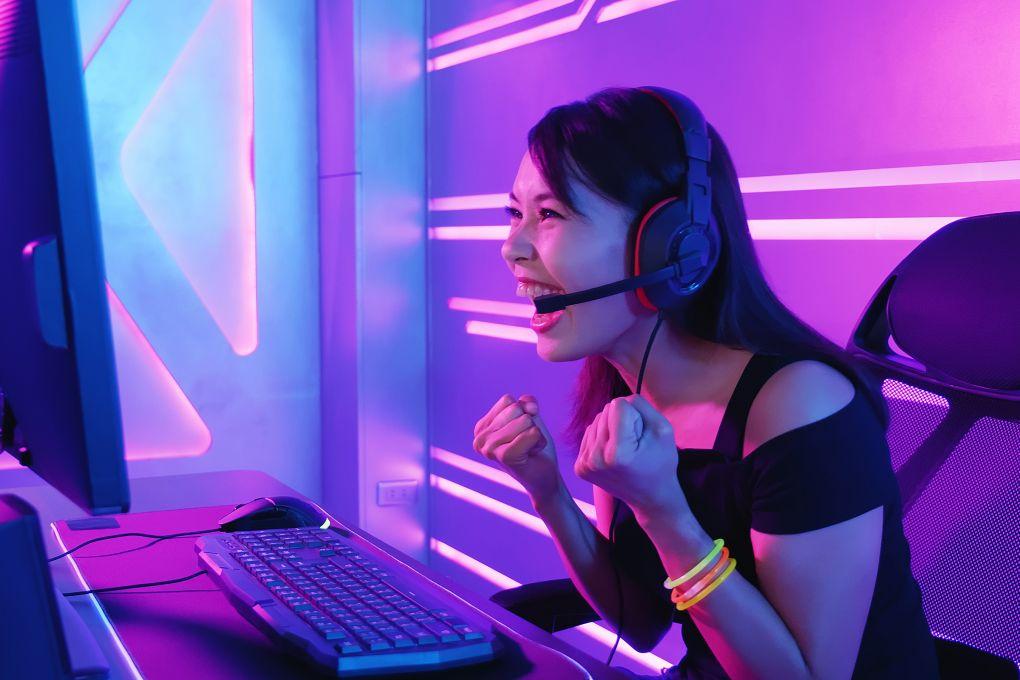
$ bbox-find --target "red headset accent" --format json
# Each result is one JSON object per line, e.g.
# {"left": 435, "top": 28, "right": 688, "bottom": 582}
{"left": 631, "top": 197, "right": 679, "bottom": 311}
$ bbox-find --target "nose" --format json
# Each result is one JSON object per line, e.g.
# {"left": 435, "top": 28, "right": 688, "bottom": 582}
{"left": 501, "top": 220, "right": 535, "bottom": 267}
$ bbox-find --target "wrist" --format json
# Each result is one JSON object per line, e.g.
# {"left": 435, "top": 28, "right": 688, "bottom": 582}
{"left": 529, "top": 477, "right": 570, "bottom": 516}
{"left": 633, "top": 505, "right": 712, "bottom": 561}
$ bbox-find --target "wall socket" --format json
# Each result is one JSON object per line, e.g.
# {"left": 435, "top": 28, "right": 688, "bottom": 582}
{"left": 376, "top": 479, "right": 419, "bottom": 506}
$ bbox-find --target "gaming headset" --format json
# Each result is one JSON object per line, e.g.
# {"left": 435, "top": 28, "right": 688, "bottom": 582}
{"left": 533, "top": 86, "right": 720, "bottom": 315}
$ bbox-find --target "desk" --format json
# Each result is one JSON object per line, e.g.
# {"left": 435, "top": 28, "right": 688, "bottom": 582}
{"left": 36, "top": 470, "right": 627, "bottom": 679}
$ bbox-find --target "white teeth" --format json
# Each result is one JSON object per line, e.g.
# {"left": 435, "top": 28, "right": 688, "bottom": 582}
{"left": 516, "top": 282, "right": 565, "bottom": 300}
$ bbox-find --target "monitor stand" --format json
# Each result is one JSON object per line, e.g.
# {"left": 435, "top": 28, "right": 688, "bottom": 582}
{"left": 54, "top": 585, "right": 110, "bottom": 680}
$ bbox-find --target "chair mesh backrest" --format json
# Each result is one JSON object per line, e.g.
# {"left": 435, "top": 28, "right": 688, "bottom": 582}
{"left": 883, "top": 378, "right": 1020, "bottom": 664}
{"left": 849, "top": 214, "right": 1020, "bottom": 664}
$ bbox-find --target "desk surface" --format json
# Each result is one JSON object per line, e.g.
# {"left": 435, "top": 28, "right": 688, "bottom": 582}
{"left": 45, "top": 470, "right": 627, "bottom": 680}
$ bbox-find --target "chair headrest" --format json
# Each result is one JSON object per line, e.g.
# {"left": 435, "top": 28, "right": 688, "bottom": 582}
{"left": 887, "top": 212, "right": 1020, "bottom": 390}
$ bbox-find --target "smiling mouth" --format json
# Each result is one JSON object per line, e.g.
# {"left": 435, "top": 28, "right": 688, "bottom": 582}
{"left": 516, "top": 281, "right": 566, "bottom": 301}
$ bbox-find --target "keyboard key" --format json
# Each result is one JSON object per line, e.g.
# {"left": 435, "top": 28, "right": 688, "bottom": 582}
{"left": 453, "top": 624, "right": 485, "bottom": 640}
{"left": 335, "top": 641, "right": 362, "bottom": 655}
{"left": 420, "top": 618, "right": 460, "bottom": 642}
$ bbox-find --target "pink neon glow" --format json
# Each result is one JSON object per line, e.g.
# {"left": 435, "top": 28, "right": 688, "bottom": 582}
{"left": 431, "top": 538, "right": 521, "bottom": 590}
{"left": 106, "top": 284, "right": 212, "bottom": 459}
{"left": 739, "top": 160, "right": 1020, "bottom": 193}
{"left": 596, "top": 0, "right": 680, "bottom": 23}
{"left": 747, "top": 217, "right": 959, "bottom": 240}
{"left": 429, "top": 0, "right": 573, "bottom": 50}
{"left": 465, "top": 320, "right": 537, "bottom": 344}
{"left": 430, "top": 160, "right": 1020, "bottom": 213}
{"left": 430, "top": 226, "right": 509, "bottom": 240}
{"left": 429, "top": 193, "right": 508, "bottom": 211}
{"left": 120, "top": 0, "right": 257, "bottom": 356}
{"left": 430, "top": 536, "right": 670, "bottom": 670}
{"left": 448, "top": 297, "right": 533, "bottom": 318}
{"left": 82, "top": 0, "right": 132, "bottom": 70}
{"left": 431, "top": 475, "right": 549, "bottom": 535}
{"left": 431, "top": 446, "right": 598, "bottom": 521}
{"left": 428, "top": 0, "right": 597, "bottom": 71}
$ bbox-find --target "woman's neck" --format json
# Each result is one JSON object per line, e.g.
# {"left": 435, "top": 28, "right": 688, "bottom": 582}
{"left": 602, "top": 318, "right": 752, "bottom": 412}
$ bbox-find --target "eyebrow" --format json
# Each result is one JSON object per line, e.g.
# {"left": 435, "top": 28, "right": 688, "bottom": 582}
{"left": 508, "top": 191, "right": 557, "bottom": 203}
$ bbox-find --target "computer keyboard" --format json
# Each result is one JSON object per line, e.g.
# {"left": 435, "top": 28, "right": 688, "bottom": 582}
{"left": 196, "top": 527, "right": 501, "bottom": 676}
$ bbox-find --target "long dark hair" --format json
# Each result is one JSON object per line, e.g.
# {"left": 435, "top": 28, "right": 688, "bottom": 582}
{"left": 526, "top": 87, "right": 888, "bottom": 447}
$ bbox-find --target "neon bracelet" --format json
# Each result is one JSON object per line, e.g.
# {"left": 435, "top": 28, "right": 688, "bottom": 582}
{"left": 672, "top": 547, "right": 729, "bottom": 604}
{"left": 675, "top": 558, "right": 737, "bottom": 611}
{"left": 663, "top": 538, "right": 724, "bottom": 589}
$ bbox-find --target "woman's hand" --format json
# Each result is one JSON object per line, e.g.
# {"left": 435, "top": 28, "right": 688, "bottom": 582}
{"left": 473, "top": 394, "right": 563, "bottom": 503}
{"left": 576, "top": 395, "right": 689, "bottom": 520}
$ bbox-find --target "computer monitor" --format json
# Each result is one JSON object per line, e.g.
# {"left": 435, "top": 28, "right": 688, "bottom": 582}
{"left": 0, "top": 0, "right": 129, "bottom": 515}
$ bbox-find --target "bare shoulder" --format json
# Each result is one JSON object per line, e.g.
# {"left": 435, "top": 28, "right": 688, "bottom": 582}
{"left": 742, "top": 359, "right": 856, "bottom": 458}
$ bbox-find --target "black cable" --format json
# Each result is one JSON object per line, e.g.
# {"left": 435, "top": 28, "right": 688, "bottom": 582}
{"left": 606, "top": 310, "right": 666, "bottom": 665}
{"left": 48, "top": 528, "right": 218, "bottom": 562}
{"left": 62, "top": 569, "right": 208, "bottom": 597}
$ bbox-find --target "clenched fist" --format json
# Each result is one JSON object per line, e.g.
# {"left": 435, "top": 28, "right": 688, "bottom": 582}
{"left": 473, "top": 394, "right": 562, "bottom": 502}
{"left": 576, "top": 394, "right": 689, "bottom": 518}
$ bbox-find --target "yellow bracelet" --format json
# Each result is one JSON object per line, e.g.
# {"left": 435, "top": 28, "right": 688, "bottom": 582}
{"left": 675, "top": 558, "right": 737, "bottom": 611}
{"left": 663, "top": 538, "right": 724, "bottom": 589}
{"left": 672, "top": 547, "right": 729, "bottom": 604}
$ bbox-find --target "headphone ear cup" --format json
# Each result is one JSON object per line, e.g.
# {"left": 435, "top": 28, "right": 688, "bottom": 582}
{"left": 633, "top": 199, "right": 720, "bottom": 310}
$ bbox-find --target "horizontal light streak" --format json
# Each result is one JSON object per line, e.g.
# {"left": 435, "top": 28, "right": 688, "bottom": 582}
{"left": 430, "top": 160, "right": 1020, "bottom": 213}
{"left": 465, "top": 320, "right": 537, "bottom": 344}
{"left": 428, "top": 0, "right": 597, "bottom": 71}
{"left": 430, "top": 226, "right": 509, "bottom": 240}
{"left": 449, "top": 297, "right": 534, "bottom": 318}
{"left": 739, "top": 160, "right": 1020, "bottom": 193}
{"left": 429, "top": 193, "right": 508, "bottom": 211}
{"left": 428, "top": 0, "right": 574, "bottom": 50}
{"left": 596, "top": 0, "right": 680, "bottom": 23}
{"left": 747, "top": 217, "right": 959, "bottom": 240}
{"left": 432, "top": 474, "right": 550, "bottom": 535}
{"left": 430, "top": 219, "right": 958, "bottom": 241}
{"left": 430, "top": 538, "right": 672, "bottom": 671}
{"left": 431, "top": 538, "right": 521, "bottom": 590}
{"left": 431, "top": 446, "right": 597, "bottom": 521}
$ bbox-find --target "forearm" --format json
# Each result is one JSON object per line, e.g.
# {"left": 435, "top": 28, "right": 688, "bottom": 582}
{"left": 532, "top": 482, "right": 672, "bottom": 651}
{"left": 635, "top": 511, "right": 812, "bottom": 680}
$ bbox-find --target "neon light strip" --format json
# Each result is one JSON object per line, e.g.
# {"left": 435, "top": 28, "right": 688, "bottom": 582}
{"left": 738, "top": 160, "right": 1020, "bottom": 193}
{"left": 428, "top": 0, "right": 597, "bottom": 71}
{"left": 431, "top": 446, "right": 598, "bottom": 521}
{"left": 432, "top": 475, "right": 550, "bottom": 535}
{"left": 596, "top": 0, "right": 680, "bottom": 23}
{"left": 430, "top": 218, "right": 959, "bottom": 241}
{"left": 430, "top": 226, "right": 509, "bottom": 240}
{"left": 747, "top": 217, "right": 960, "bottom": 240}
{"left": 431, "top": 538, "right": 521, "bottom": 590}
{"left": 429, "top": 160, "right": 1020, "bottom": 211}
{"left": 465, "top": 320, "right": 537, "bottom": 344}
{"left": 429, "top": 193, "right": 508, "bottom": 211}
{"left": 449, "top": 297, "right": 534, "bottom": 318}
{"left": 429, "top": 0, "right": 574, "bottom": 49}
{"left": 430, "top": 538, "right": 672, "bottom": 671}
{"left": 50, "top": 525, "right": 145, "bottom": 680}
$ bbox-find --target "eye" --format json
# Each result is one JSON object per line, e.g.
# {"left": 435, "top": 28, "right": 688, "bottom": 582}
{"left": 538, "top": 208, "right": 563, "bottom": 222}
{"left": 504, "top": 206, "right": 522, "bottom": 220}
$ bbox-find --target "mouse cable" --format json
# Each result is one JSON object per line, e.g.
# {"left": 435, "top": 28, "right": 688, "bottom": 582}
{"left": 48, "top": 528, "right": 218, "bottom": 562}
{"left": 606, "top": 309, "right": 666, "bottom": 665}
{"left": 62, "top": 569, "right": 208, "bottom": 597}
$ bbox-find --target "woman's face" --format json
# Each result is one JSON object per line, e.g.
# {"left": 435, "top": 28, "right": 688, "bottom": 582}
{"left": 502, "top": 150, "right": 650, "bottom": 362}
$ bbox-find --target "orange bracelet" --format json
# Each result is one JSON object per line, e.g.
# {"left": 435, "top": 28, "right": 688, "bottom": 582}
{"left": 671, "top": 546, "right": 730, "bottom": 604}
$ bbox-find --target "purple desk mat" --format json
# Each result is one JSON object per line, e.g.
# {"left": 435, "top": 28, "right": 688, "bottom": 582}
{"left": 53, "top": 503, "right": 621, "bottom": 679}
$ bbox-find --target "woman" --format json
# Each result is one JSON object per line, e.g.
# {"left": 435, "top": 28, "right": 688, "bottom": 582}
{"left": 472, "top": 87, "right": 938, "bottom": 679}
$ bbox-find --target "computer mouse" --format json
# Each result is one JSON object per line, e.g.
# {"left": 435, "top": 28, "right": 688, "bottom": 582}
{"left": 218, "top": 496, "right": 331, "bottom": 532}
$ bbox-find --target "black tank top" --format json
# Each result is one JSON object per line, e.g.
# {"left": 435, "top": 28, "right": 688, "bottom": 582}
{"left": 612, "top": 352, "right": 939, "bottom": 679}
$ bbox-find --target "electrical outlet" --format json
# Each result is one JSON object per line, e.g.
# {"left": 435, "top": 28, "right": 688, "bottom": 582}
{"left": 377, "top": 480, "right": 418, "bottom": 506}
